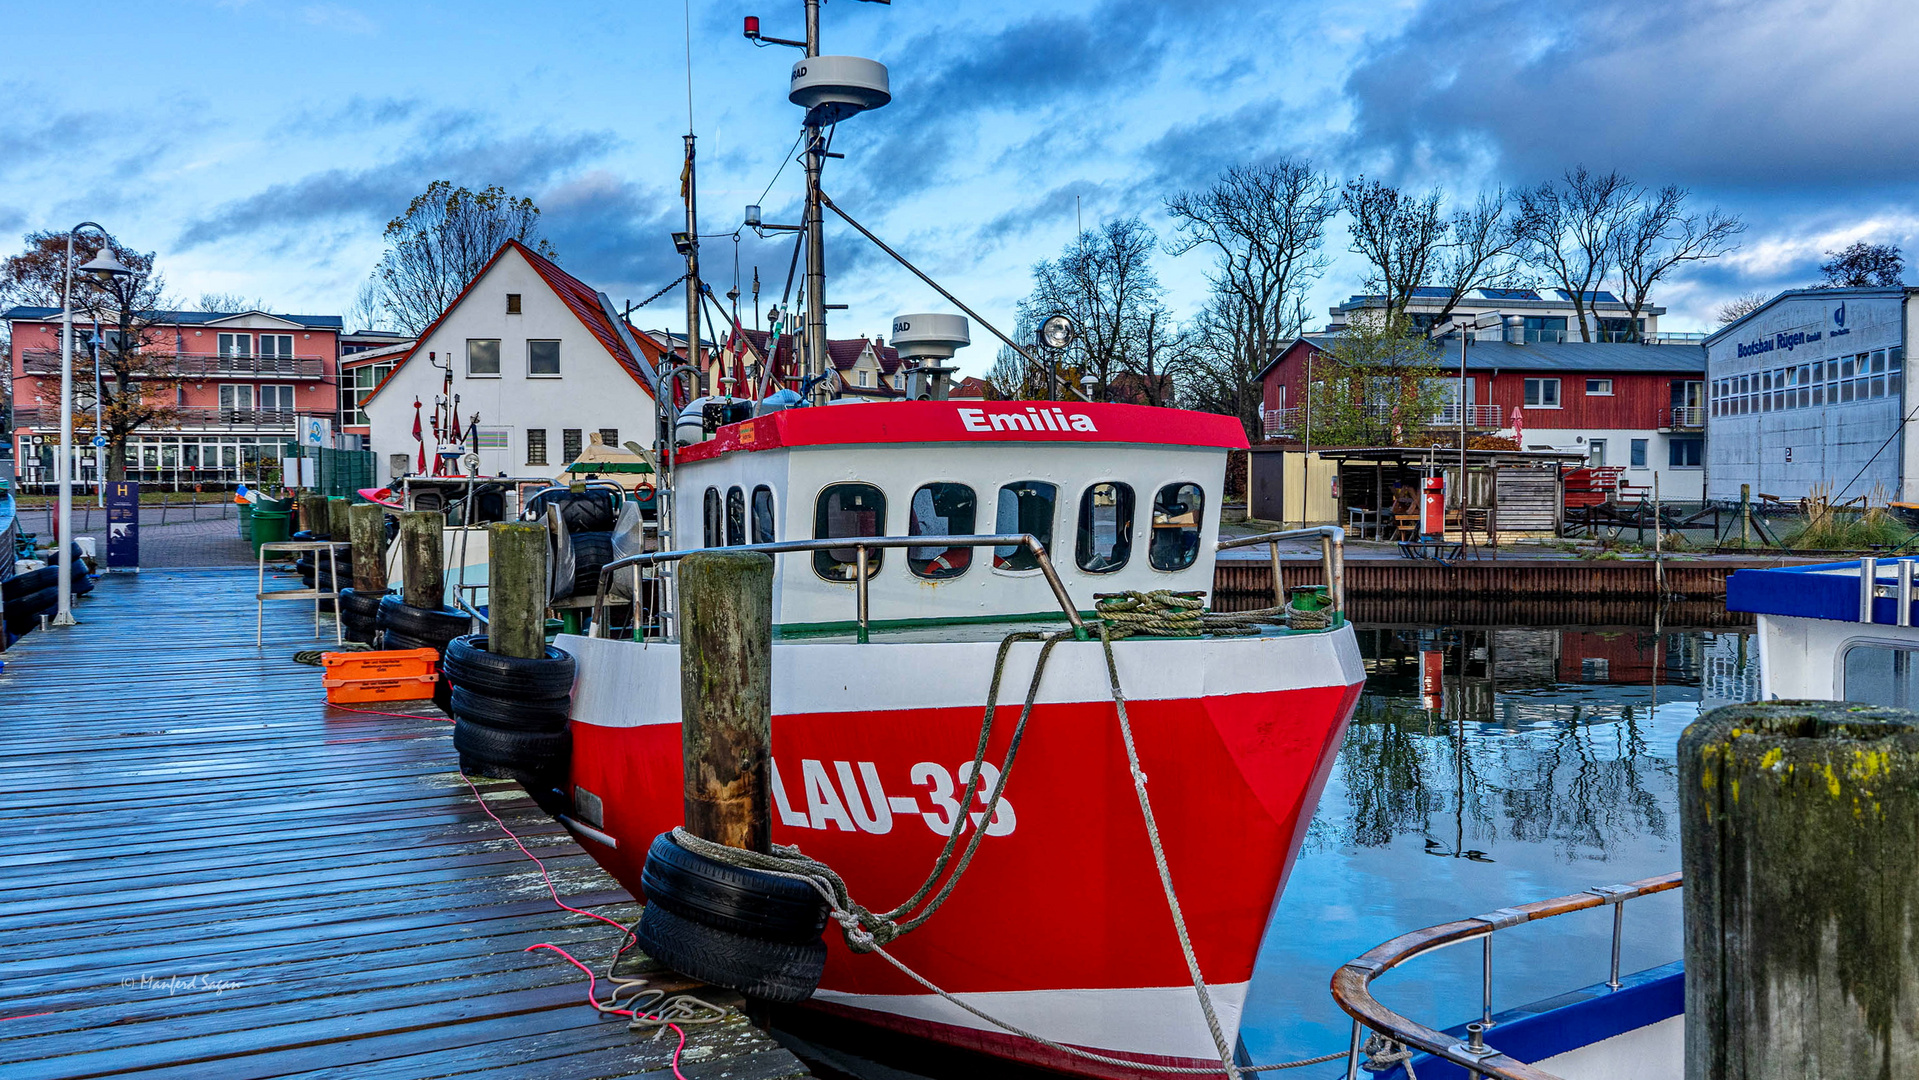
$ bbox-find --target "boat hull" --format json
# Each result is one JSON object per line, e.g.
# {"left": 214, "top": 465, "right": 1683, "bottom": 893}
{"left": 560, "top": 629, "right": 1364, "bottom": 1071}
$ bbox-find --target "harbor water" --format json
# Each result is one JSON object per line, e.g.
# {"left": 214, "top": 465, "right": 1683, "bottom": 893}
{"left": 1239, "top": 607, "right": 1758, "bottom": 1070}
{"left": 785, "top": 606, "right": 1760, "bottom": 1078}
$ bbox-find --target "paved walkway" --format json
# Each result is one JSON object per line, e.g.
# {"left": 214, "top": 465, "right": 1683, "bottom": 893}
{"left": 18, "top": 504, "right": 259, "bottom": 568}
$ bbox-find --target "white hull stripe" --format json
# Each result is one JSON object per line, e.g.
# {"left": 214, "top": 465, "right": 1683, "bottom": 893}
{"left": 808, "top": 981, "right": 1251, "bottom": 1062}
{"left": 562, "top": 632, "right": 1365, "bottom": 729}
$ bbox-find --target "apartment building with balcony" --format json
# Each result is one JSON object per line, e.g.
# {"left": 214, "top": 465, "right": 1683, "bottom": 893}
{"left": 3, "top": 307, "right": 343, "bottom": 489}
{"left": 1258, "top": 335, "right": 1708, "bottom": 498}
{"left": 1704, "top": 287, "right": 1919, "bottom": 501}
{"left": 1327, "top": 287, "right": 1673, "bottom": 342}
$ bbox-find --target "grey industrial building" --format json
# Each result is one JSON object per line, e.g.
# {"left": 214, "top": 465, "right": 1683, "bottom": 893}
{"left": 1705, "top": 287, "right": 1917, "bottom": 502}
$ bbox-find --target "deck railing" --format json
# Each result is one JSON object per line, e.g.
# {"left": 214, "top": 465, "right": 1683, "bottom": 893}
{"left": 1261, "top": 404, "right": 1505, "bottom": 438}
{"left": 1217, "top": 525, "right": 1345, "bottom": 616}
{"left": 19, "top": 349, "right": 328, "bottom": 379}
{"left": 590, "top": 534, "right": 1083, "bottom": 643}
{"left": 1328, "top": 870, "right": 1682, "bottom": 1080}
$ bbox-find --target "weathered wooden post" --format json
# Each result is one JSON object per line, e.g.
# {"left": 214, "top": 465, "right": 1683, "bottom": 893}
{"left": 1682, "top": 701, "right": 1919, "bottom": 1079}
{"left": 398, "top": 511, "right": 445, "bottom": 610}
{"left": 300, "top": 493, "right": 330, "bottom": 537}
{"left": 347, "top": 502, "right": 388, "bottom": 594}
{"left": 325, "top": 496, "right": 351, "bottom": 546}
{"left": 488, "top": 522, "right": 548, "bottom": 659}
{"left": 1653, "top": 473, "right": 1665, "bottom": 596}
{"left": 1740, "top": 483, "right": 1752, "bottom": 548}
{"left": 678, "top": 550, "right": 773, "bottom": 853}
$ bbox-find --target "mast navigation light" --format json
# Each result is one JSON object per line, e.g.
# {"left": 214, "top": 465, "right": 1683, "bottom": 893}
{"left": 743, "top": 15, "right": 760, "bottom": 38}
{"left": 745, "top": 204, "right": 762, "bottom": 228}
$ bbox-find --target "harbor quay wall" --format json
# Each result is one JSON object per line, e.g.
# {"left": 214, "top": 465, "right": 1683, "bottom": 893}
{"left": 1213, "top": 558, "right": 1778, "bottom": 606}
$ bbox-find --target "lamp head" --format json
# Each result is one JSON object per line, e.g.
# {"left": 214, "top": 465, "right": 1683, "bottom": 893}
{"left": 1039, "top": 314, "right": 1076, "bottom": 350}
{"left": 78, "top": 248, "right": 134, "bottom": 283}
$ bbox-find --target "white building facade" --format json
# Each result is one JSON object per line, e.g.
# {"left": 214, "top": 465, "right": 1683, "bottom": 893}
{"left": 1704, "top": 287, "right": 1916, "bottom": 502}
{"left": 362, "top": 241, "right": 662, "bottom": 482}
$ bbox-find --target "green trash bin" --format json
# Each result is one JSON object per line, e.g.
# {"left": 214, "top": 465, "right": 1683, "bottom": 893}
{"left": 250, "top": 506, "right": 291, "bottom": 554}
{"left": 237, "top": 501, "right": 253, "bottom": 542}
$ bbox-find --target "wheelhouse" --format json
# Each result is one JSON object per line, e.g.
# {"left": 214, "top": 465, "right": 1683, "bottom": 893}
{"left": 668, "top": 401, "right": 1246, "bottom": 633}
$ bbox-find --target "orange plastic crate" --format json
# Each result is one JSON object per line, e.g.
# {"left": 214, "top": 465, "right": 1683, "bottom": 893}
{"left": 323, "top": 673, "right": 439, "bottom": 704}
{"left": 321, "top": 648, "right": 440, "bottom": 681}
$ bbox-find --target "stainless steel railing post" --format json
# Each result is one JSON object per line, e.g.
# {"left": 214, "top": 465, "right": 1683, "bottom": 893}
{"left": 1861, "top": 557, "right": 1879, "bottom": 622}
{"left": 1900, "top": 559, "right": 1914, "bottom": 628}
{"left": 855, "top": 545, "right": 870, "bottom": 642}
{"left": 1345, "top": 1018, "right": 1364, "bottom": 1080}
{"left": 1481, "top": 934, "right": 1494, "bottom": 1029}
{"left": 1608, "top": 902, "right": 1624, "bottom": 990}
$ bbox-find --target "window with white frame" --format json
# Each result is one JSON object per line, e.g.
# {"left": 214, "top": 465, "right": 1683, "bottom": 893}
{"left": 468, "top": 338, "right": 501, "bottom": 376}
{"left": 1586, "top": 378, "right": 1613, "bottom": 395}
{"left": 258, "top": 385, "right": 296, "bottom": 415}
{"left": 259, "top": 334, "right": 294, "bottom": 359}
{"left": 528, "top": 340, "right": 560, "bottom": 376}
{"left": 217, "top": 333, "right": 252, "bottom": 357}
{"left": 1523, "top": 378, "right": 1561, "bottom": 407}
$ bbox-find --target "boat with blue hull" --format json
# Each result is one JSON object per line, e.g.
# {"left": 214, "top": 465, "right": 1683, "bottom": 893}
{"left": 1322, "top": 556, "right": 1913, "bottom": 1080}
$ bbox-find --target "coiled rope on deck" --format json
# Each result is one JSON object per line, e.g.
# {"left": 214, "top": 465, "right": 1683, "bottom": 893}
{"left": 1092, "top": 589, "right": 1312, "bottom": 638}
{"left": 676, "top": 620, "right": 1346, "bottom": 1075}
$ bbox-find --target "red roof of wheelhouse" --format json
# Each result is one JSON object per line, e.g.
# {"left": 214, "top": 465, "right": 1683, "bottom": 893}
{"left": 673, "top": 401, "right": 1249, "bottom": 464}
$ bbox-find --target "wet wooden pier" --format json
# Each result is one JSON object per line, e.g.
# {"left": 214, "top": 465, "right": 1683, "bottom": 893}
{"left": 0, "top": 567, "right": 809, "bottom": 1080}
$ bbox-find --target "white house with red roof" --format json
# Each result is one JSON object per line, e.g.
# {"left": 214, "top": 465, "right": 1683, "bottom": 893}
{"left": 360, "top": 240, "right": 664, "bottom": 481}
{"left": 724, "top": 327, "right": 917, "bottom": 400}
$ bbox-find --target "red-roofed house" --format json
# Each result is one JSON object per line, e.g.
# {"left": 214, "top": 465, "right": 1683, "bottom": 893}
{"left": 360, "top": 240, "right": 664, "bottom": 481}
{"left": 722, "top": 327, "right": 919, "bottom": 400}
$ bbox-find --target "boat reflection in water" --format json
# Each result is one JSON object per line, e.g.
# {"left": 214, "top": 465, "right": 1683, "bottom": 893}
{"left": 1234, "top": 602, "right": 1759, "bottom": 1069}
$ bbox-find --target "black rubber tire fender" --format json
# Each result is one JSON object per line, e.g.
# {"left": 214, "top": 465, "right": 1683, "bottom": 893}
{"left": 381, "top": 630, "right": 444, "bottom": 653}
{"left": 633, "top": 900, "right": 826, "bottom": 1004}
{"left": 569, "top": 531, "right": 614, "bottom": 596}
{"left": 3, "top": 565, "right": 55, "bottom": 601}
{"left": 448, "top": 685, "right": 569, "bottom": 733}
{"left": 377, "top": 596, "right": 471, "bottom": 640}
{"left": 639, "top": 832, "right": 830, "bottom": 945}
{"left": 4, "top": 587, "right": 58, "bottom": 632}
{"left": 452, "top": 718, "right": 570, "bottom": 772}
{"left": 442, "top": 635, "right": 575, "bottom": 698}
{"left": 337, "top": 588, "right": 388, "bottom": 621}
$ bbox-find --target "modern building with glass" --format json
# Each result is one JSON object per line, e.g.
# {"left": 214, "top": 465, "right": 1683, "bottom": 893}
{"left": 1704, "top": 287, "right": 1915, "bottom": 502}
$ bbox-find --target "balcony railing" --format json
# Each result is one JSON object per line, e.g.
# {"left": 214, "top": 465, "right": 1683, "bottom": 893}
{"left": 1662, "top": 406, "right": 1706, "bottom": 430}
{"left": 1262, "top": 403, "right": 1507, "bottom": 439}
{"left": 10, "top": 406, "right": 318, "bottom": 431}
{"left": 19, "top": 349, "right": 328, "bottom": 379}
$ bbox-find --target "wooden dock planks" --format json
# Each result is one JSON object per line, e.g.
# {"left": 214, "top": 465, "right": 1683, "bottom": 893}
{"left": 0, "top": 567, "right": 809, "bottom": 1080}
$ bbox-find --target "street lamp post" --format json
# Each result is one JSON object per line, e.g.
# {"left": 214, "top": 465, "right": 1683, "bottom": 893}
{"left": 1435, "top": 311, "right": 1504, "bottom": 523}
{"left": 54, "top": 224, "right": 133, "bottom": 627}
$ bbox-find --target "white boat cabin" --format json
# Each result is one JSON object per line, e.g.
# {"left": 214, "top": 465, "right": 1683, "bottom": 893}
{"left": 670, "top": 401, "right": 1248, "bottom": 632}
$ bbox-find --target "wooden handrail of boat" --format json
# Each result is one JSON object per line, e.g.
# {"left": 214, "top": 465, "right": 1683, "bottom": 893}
{"left": 588, "top": 534, "right": 1083, "bottom": 641}
{"left": 1217, "top": 525, "right": 1345, "bottom": 615}
{"left": 1328, "top": 870, "right": 1681, "bottom": 1080}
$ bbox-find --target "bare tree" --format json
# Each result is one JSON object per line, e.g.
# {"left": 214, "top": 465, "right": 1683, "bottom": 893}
{"left": 1166, "top": 161, "right": 1337, "bottom": 436}
{"left": 1429, "top": 190, "right": 1521, "bottom": 326}
{"left": 344, "top": 277, "right": 389, "bottom": 333}
{"left": 0, "top": 230, "right": 180, "bottom": 480}
{"left": 1817, "top": 242, "right": 1904, "bottom": 288}
{"left": 1343, "top": 180, "right": 1521, "bottom": 329}
{"left": 193, "top": 291, "right": 271, "bottom": 313}
{"left": 1612, "top": 186, "right": 1743, "bottom": 339}
{"left": 1715, "top": 291, "right": 1770, "bottom": 326}
{"left": 1341, "top": 178, "right": 1445, "bottom": 320}
{"left": 368, "top": 181, "right": 556, "bottom": 334}
{"left": 1512, "top": 167, "right": 1640, "bottom": 342}
{"left": 1019, "top": 217, "right": 1173, "bottom": 399}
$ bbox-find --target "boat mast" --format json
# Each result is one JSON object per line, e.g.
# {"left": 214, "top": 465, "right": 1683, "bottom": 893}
{"left": 683, "top": 134, "right": 701, "bottom": 396}
{"left": 801, "top": 0, "right": 827, "bottom": 405}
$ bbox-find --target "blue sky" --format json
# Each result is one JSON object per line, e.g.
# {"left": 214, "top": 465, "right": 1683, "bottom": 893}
{"left": 6, "top": 0, "right": 1918, "bottom": 374}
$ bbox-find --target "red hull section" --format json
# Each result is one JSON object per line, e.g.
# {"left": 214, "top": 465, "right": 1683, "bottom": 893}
{"left": 569, "top": 679, "right": 1359, "bottom": 1051}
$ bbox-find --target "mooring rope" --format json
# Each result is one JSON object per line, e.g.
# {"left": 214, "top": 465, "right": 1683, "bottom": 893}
{"left": 677, "top": 615, "right": 1346, "bottom": 1075}
{"left": 1092, "top": 589, "right": 1320, "bottom": 638}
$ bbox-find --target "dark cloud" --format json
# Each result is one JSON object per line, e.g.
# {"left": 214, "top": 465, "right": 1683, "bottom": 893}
{"left": 177, "top": 125, "right": 614, "bottom": 248}
{"left": 289, "top": 95, "right": 425, "bottom": 135}
{"left": 0, "top": 106, "right": 119, "bottom": 179}
{"left": 978, "top": 180, "right": 1120, "bottom": 246}
{"left": 1341, "top": 0, "right": 1919, "bottom": 194}
{"left": 536, "top": 170, "right": 684, "bottom": 299}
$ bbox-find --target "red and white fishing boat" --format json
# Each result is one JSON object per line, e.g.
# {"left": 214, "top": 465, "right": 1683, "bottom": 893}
{"left": 554, "top": 399, "right": 1365, "bottom": 1074}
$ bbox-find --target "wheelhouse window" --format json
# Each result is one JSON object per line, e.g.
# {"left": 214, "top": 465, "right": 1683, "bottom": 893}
{"left": 993, "top": 481, "right": 1057, "bottom": 571}
{"left": 1149, "top": 483, "right": 1204, "bottom": 571}
{"left": 703, "top": 488, "right": 722, "bottom": 548}
{"left": 907, "top": 482, "right": 977, "bottom": 580}
{"left": 726, "top": 486, "right": 746, "bottom": 546}
{"left": 814, "top": 483, "right": 885, "bottom": 581}
{"left": 1075, "top": 482, "right": 1134, "bottom": 573}
{"left": 1845, "top": 644, "right": 1919, "bottom": 708}
{"left": 751, "top": 486, "right": 776, "bottom": 543}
